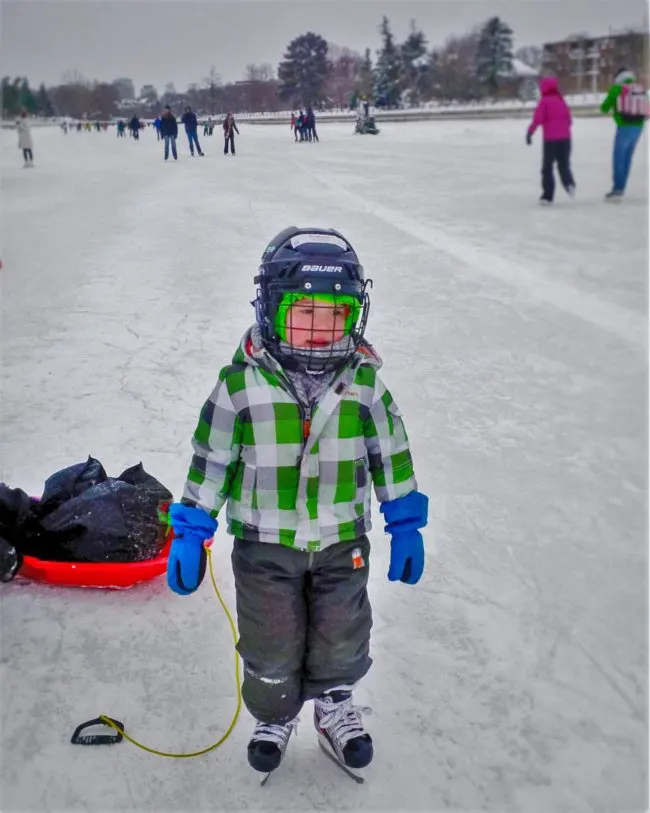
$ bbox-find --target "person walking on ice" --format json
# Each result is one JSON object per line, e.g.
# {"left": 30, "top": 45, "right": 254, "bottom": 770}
{"left": 600, "top": 67, "right": 648, "bottom": 201}
{"left": 160, "top": 105, "right": 178, "bottom": 161}
{"left": 16, "top": 109, "right": 34, "bottom": 167}
{"left": 166, "top": 226, "right": 429, "bottom": 781}
{"left": 223, "top": 112, "right": 239, "bottom": 155}
{"left": 181, "top": 105, "right": 204, "bottom": 156}
{"left": 526, "top": 76, "right": 575, "bottom": 204}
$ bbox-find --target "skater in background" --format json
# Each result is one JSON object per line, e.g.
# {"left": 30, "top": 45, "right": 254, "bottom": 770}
{"left": 181, "top": 105, "right": 204, "bottom": 156}
{"left": 600, "top": 67, "right": 648, "bottom": 201}
{"left": 165, "top": 226, "right": 428, "bottom": 779}
{"left": 129, "top": 114, "right": 141, "bottom": 140}
{"left": 16, "top": 109, "right": 34, "bottom": 167}
{"left": 223, "top": 112, "right": 239, "bottom": 155}
{"left": 290, "top": 111, "right": 299, "bottom": 141}
{"left": 153, "top": 115, "right": 162, "bottom": 140}
{"left": 116, "top": 120, "right": 126, "bottom": 137}
{"left": 305, "top": 107, "right": 319, "bottom": 142}
{"left": 160, "top": 106, "right": 178, "bottom": 161}
{"left": 526, "top": 76, "right": 575, "bottom": 204}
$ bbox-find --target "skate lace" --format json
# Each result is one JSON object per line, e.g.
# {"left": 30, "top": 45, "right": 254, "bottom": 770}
{"left": 317, "top": 696, "right": 372, "bottom": 747}
{"left": 251, "top": 718, "right": 298, "bottom": 749}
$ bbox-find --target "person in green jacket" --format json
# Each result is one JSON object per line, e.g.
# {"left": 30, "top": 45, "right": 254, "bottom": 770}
{"left": 601, "top": 67, "right": 647, "bottom": 200}
{"left": 165, "top": 227, "right": 429, "bottom": 780}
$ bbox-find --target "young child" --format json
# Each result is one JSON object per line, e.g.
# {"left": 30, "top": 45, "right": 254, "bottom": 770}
{"left": 167, "top": 227, "right": 428, "bottom": 777}
{"left": 526, "top": 76, "right": 575, "bottom": 204}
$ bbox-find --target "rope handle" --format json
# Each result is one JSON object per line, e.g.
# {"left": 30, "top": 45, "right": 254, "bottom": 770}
{"left": 75, "top": 543, "right": 242, "bottom": 758}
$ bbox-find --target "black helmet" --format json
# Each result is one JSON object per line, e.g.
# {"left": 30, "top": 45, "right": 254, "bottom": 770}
{"left": 253, "top": 226, "right": 372, "bottom": 371}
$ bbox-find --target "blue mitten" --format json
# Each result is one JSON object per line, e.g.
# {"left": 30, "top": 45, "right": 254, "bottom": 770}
{"left": 380, "top": 491, "right": 428, "bottom": 585}
{"left": 167, "top": 503, "right": 218, "bottom": 595}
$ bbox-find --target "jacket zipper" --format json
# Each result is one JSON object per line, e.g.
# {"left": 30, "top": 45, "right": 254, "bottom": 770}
{"left": 264, "top": 365, "right": 312, "bottom": 443}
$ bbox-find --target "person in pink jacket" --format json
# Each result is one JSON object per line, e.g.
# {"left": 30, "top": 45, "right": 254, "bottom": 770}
{"left": 526, "top": 76, "right": 576, "bottom": 203}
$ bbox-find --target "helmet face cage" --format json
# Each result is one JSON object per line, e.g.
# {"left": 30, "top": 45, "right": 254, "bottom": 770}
{"left": 256, "top": 284, "right": 371, "bottom": 373}
{"left": 254, "top": 227, "right": 372, "bottom": 373}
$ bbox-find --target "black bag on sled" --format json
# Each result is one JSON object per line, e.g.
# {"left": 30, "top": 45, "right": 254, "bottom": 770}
{"left": 0, "top": 458, "right": 172, "bottom": 563}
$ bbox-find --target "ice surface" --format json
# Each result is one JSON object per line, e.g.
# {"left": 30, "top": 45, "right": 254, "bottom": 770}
{"left": 1, "top": 118, "right": 647, "bottom": 812}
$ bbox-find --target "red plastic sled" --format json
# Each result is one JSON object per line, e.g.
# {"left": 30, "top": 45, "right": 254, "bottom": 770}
{"left": 19, "top": 498, "right": 172, "bottom": 589}
{"left": 19, "top": 538, "right": 171, "bottom": 589}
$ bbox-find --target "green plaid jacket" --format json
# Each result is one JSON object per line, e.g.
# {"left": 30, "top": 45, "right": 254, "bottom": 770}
{"left": 182, "top": 328, "right": 417, "bottom": 551}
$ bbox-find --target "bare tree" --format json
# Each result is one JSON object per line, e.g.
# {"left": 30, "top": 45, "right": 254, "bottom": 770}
{"left": 515, "top": 45, "right": 542, "bottom": 71}
{"left": 325, "top": 51, "right": 362, "bottom": 108}
{"left": 434, "top": 31, "right": 483, "bottom": 101}
{"left": 245, "top": 63, "right": 275, "bottom": 82}
{"left": 203, "top": 66, "right": 222, "bottom": 114}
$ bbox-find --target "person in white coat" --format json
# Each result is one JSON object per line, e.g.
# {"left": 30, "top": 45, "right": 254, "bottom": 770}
{"left": 17, "top": 109, "right": 34, "bottom": 167}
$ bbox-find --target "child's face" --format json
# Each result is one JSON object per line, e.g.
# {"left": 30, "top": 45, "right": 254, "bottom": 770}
{"left": 284, "top": 298, "right": 349, "bottom": 348}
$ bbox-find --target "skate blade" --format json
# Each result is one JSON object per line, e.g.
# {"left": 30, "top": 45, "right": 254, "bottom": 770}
{"left": 260, "top": 772, "right": 272, "bottom": 787}
{"left": 317, "top": 736, "right": 365, "bottom": 784}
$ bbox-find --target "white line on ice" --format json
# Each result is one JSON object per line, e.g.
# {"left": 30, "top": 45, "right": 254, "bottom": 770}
{"left": 295, "top": 161, "right": 646, "bottom": 350}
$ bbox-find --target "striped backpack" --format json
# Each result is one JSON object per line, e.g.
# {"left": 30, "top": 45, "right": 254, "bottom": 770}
{"left": 616, "top": 83, "right": 649, "bottom": 124}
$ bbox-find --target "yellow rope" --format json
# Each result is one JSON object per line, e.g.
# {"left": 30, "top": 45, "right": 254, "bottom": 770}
{"left": 98, "top": 543, "right": 242, "bottom": 758}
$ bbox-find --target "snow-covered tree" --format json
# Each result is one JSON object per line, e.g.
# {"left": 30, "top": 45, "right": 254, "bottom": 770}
{"left": 374, "top": 16, "right": 403, "bottom": 107}
{"left": 278, "top": 32, "right": 330, "bottom": 107}
{"left": 476, "top": 16, "right": 514, "bottom": 94}
{"left": 400, "top": 19, "right": 428, "bottom": 106}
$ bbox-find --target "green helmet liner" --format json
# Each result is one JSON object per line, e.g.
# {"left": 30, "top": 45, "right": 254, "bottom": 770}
{"left": 274, "top": 292, "right": 362, "bottom": 343}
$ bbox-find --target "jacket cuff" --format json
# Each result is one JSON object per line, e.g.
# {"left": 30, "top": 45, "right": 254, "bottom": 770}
{"left": 380, "top": 490, "right": 428, "bottom": 532}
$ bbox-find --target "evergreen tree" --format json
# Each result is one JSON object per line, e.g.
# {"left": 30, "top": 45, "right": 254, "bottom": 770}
{"left": 400, "top": 19, "right": 428, "bottom": 106}
{"left": 1, "top": 77, "right": 21, "bottom": 116}
{"left": 36, "top": 83, "right": 56, "bottom": 116}
{"left": 278, "top": 32, "right": 330, "bottom": 107}
{"left": 19, "top": 78, "right": 38, "bottom": 113}
{"left": 374, "top": 16, "right": 403, "bottom": 107}
{"left": 476, "top": 16, "right": 514, "bottom": 94}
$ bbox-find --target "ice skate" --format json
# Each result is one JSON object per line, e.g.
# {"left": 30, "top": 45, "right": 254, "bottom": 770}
{"left": 248, "top": 717, "right": 298, "bottom": 783}
{"left": 314, "top": 690, "right": 373, "bottom": 779}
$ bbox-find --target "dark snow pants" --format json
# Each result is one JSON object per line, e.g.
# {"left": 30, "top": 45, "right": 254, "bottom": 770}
{"left": 541, "top": 138, "right": 575, "bottom": 201}
{"left": 231, "top": 536, "right": 373, "bottom": 724}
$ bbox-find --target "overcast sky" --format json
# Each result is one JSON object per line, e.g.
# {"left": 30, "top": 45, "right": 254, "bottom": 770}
{"left": 2, "top": 0, "right": 647, "bottom": 93}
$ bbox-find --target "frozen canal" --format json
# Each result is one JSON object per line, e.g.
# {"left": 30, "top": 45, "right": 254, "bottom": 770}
{"left": 1, "top": 116, "right": 647, "bottom": 812}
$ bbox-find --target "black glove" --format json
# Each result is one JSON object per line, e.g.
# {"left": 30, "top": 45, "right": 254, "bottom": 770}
{"left": 526, "top": 131, "right": 533, "bottom": 146}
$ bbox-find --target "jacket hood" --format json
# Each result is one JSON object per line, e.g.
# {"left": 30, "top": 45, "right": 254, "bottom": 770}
{"left": 614, "top": 68, "right": 636, "bottom": 84}
{"left": 232, "top": 325, "right": 382, "bottom": 372}
{"left": 539, "top": 76, "right": 560, "bottom": 96}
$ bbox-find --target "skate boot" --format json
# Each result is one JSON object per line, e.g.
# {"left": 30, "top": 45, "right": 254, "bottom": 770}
{"left": 247, "top": 717, "right": 298, "bottom": 774}
{"left": 605, "top": 189, "right": 623, "bottom": 202}
{"left": 314, "top": 690, "right": 373, "bottom": 769}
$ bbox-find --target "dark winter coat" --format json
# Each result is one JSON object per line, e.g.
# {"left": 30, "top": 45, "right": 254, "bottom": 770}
{"left": 223, "top": 117, "right": 240, "bottom": 137}
{"left": 181, "top": 111, "right": 198, "bottom": 132}
{"left": 160, "top": 114, "right": 178, "bottom": 137}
